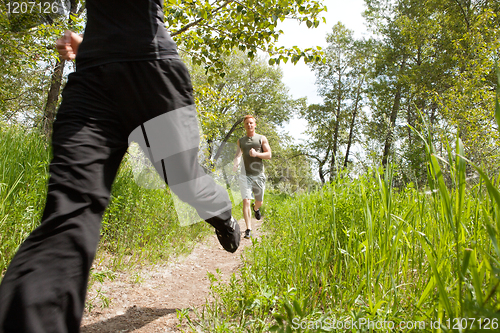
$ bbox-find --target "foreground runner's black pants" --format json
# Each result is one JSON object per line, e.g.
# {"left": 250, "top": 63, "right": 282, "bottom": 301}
{"left": 0, "top": 59, "right": 232, "bottom": 333}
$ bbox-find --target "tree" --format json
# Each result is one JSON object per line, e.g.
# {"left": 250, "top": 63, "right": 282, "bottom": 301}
{"left": 0, "top": 3, "right": 49, "bottom": 122}
{"left": 343, "top": 39, "right": 373, "bottom": 169}
{"left": 364, "top": 0, "right": 413, "bottom": 171}
{"left": 364, "top": 0, "right": 500, "bottom": 182}
{"left": 303, "top": 23, "right": 370, "bottom": 182}
{"left": 187, "top": 50, "right": 305, "bottom": 162}
{"left": 296, "top": 115, "right": 333, "bottom": 183}
{"left": 42, "top": 0, "right": 85, "bottom": 137}
{"left": 429, "top": 0, "right": 500, "bottom": 172}
{"left": 0, "top": 0, "right": 85, "bottom": 133}
{"left": 165, "top": 0, "right": 327, "bottom": 74}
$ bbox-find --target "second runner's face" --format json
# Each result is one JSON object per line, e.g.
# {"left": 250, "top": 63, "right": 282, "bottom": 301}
{"left": 244, "top": 118, "right": 256, "bottom": 133}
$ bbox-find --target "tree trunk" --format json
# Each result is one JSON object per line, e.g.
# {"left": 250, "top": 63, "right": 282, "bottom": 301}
{"left": 406, "top": 101, "right": 413, "bottom": 147}
{"left": 213, "top": 116, "right": 244, "bottom": 162}
{"left": 319, "top": 167, "right": 325, "bottom": 184}
{"left": 41, "top": 0, "right": 80, "bottom": 138}
{"left": 319, "top": 153, "right": 328, "bottom": 184}
{"left": 330, "top": 71, "right": 342, "bottom": 181}
{"left": 344, "top": 76, "right": 363, "bottom": 168}
{"left": 42, "top": 59, "right": 65, "bottom": 137}
{"left": 382, "top": 56, "right": 407, "bottom": 167}
{"left": 381, "top": 84, "right": 402, "bottom": 167}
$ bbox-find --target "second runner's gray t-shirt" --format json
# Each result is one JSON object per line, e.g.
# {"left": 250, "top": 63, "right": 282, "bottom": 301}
{"left": 239, "top": 134, "right": 264, "bottom": 176}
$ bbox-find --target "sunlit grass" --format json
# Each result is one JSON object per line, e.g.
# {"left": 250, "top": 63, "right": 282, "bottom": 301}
{"left": 0, "top": 126, "right": 49, "bottom": 276}
{"left": 192, "top": 157, "right": 499, "bottom": 332}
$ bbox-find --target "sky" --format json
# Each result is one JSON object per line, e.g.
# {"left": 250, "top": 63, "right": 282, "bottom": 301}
{"left": 276, "top": 0, "right": 369, "bottom": 141}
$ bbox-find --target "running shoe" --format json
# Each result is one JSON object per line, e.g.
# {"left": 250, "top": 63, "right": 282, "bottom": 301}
{"left": 215, "top": 216, "right": 240, "bottom": 253}
{"left": 244, "top": 229, "right": 252, "bottom": 239}
{"left": 253, "top": 208, "right": 262, "bottom": 220}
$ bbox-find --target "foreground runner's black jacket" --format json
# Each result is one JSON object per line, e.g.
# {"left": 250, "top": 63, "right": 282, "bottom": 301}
{"left": 76, "top": 0, "right": 179, "bottom": 71}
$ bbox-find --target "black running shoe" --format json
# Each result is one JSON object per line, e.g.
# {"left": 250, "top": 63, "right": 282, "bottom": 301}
{"left": 244, "top": 229, "right": 252, "bottom": 239}
{"left": 253, "top": 208, "right": 261, "bottom": 220}
{"left": 215, "top": 216, "right": 240, "bottom": 253}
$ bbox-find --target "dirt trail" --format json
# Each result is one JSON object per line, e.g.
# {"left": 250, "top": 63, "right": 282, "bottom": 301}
{"left": 80, "top": 218, "right": 259, "bottom": 333}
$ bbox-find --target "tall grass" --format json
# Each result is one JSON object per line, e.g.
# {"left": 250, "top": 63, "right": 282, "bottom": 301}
{"left": 0, "top": 125, "right": 212, "bottom": 280}
{"left": 0, "top": 126, "right": 50, "bottom": 276}
{"left": 190, "top": 73, "right": 500, "bottom": 332}
{"left": 193, "top": 156, "right": 499, "bottom": 332}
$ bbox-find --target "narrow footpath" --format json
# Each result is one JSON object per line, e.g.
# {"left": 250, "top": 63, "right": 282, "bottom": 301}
{"left": 80, "top": 218, "right": 260, "bottom": 332}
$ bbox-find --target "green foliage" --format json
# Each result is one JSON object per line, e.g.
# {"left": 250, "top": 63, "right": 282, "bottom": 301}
{"left": 363, "top": 0, "right": 500, "bottom": 181}
{"left": 0, "top": 1, "right": 85, "bottom": 124}
{"left": 85, "top": 267, "right": 116, "bottom": 312}
{"left": 166, "top": 0, "right": 326, "bottom": 77}
{"left": 195, "top": 136, "right": 500, "bottom": 330}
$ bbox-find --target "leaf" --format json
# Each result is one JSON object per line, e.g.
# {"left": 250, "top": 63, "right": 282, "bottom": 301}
{"left": 469, "top": 249, "right": 484, "bottom": 306}
{"left": 283, "top": 301, "right": 294, "bottom": 322}
{"left": 417, "top": 277, "right": 436, "bottom": 308}
{"left": 419, "top": 234, "right": 453, "bottom": 316}
{"left": 465, "top": 159, "right": 500, "bottom": 211}
{"left": 495, "top": 62, "right": 500, "bottom": 134}
{"left": 461, "top": 248, "right": 472, "bottom": 278}
{"left": 273, "top": 313, "right": 285, "bottom": 326}
{"left": 292, "top": 299, "right": 304, "bottom": 317}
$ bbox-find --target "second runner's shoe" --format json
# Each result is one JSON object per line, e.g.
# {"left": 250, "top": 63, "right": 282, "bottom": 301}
{"left": 253, "top": 208, "right": 261, "bottom": 220}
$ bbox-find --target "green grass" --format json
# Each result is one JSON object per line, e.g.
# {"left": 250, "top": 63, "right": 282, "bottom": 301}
{"left": 0, "top": 125, "right": 50, "bottom": 276}
{"left": 190, "top": 159, "right": 500, "bottom": 332}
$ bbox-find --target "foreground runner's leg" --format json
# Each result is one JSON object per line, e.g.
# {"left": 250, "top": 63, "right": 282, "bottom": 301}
{"left": 131, "top": 114, "right": 239, "bottom": 252}
{"left": 0, "top": 80, "right": 128, "bottom": 331}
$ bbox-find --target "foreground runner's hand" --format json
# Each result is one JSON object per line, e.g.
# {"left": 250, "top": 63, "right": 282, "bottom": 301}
{"left": 56, "top": 30, "right": 83, "bottom": 61}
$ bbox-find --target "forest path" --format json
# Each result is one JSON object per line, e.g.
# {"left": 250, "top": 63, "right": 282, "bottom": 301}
{"left": 80, "top": 218, "right": 260, "bottom": 333}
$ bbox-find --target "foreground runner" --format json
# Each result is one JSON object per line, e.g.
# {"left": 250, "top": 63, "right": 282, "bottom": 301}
{"left": 233, "top": 115, "right": 272, "bottom": 238}
{"left": 0, "top": 1, "right": 240, "bottom": 332}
